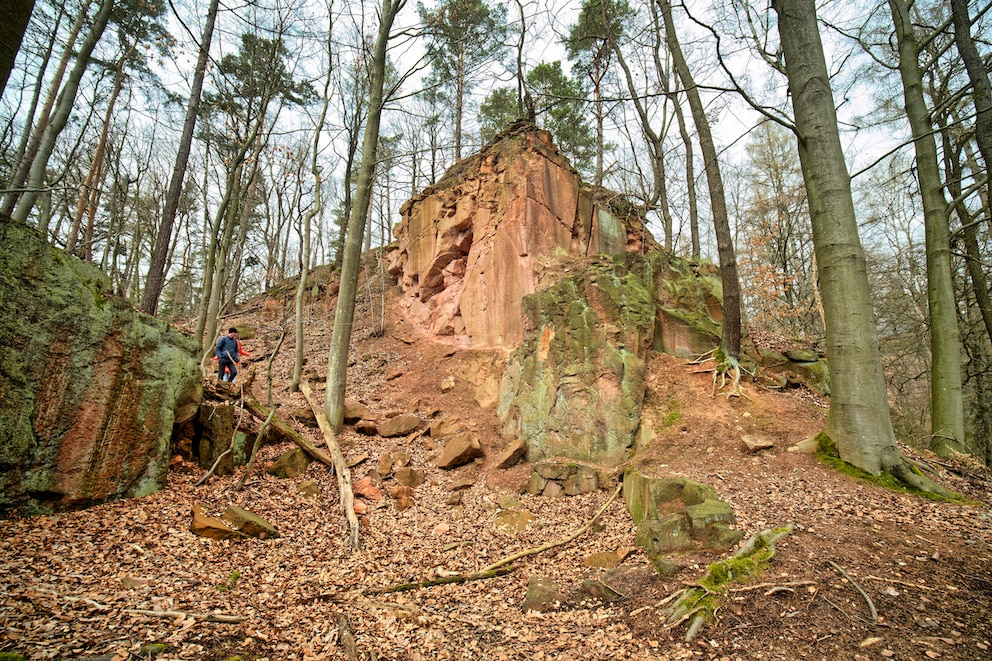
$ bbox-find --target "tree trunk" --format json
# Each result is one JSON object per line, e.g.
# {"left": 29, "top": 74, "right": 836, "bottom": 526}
{"left": 324, "top": 0, "right": 405, "bottom": 432}
{"left": 659, "top": 0, "right": 741, "bottom": 359}
{"left": 0, "top": 0, "right": 35, "bottom": 97}
{"left": 773, "top": 0, "right": 947, "bottom": 493}
{"left": 141, "top": 0, "right": 220, "bottom": 315}
{"left": 10, "top": 0, "right": 113, "bottom": 223}
{"left": 4, "top": 0, "right": 90, "bottom": 216}
{"left": 889, "top": 0, "right": 965, "bottom": 457}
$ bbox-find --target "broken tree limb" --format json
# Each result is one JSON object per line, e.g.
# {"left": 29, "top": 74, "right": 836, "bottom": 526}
{"left": 664, "top": 524, "right": 795, "bottom": 642}
{"left": 300, "top": 380, "right": 361, "bottom": 550}
{"left": 235, "top": 406, "right": 277, "bottom": 491}
{"left": 828, "top": 560, "right": 878, "bottom": 622}
{"left": 365, "top": 566, "right": 516, "bottom": 596}
{"left": 480, "top": 482, "right": 624, "bottom": 573}
{"left": 242, "top": 393, "right": 333, "bottom": 467}
{"left": 124, "top": 609, "right": 244, "bottom": 623}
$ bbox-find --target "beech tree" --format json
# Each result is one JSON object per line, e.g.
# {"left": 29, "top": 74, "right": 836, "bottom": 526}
{"left": 325, "top": 0, "right": 406, "bottom": 432}
{"left": 773, "top": 0, "right": 949, "bottom": 493}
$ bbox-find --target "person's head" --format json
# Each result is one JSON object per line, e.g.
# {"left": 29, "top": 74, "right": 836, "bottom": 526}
{"left": 228, "top": 327, "right": 238, "bottom": 338}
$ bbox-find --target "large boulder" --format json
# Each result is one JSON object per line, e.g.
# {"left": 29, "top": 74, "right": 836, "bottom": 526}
{"left": 498, "top": 257, "right": 656, "bottom": 465}
{"left": 0, "top": 219, "right": 201, "bottom": 515}
{"left": 387, "top": 122, "right": 656, "bottom": 349}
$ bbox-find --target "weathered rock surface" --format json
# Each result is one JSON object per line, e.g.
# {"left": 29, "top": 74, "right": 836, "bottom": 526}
{"left": 222, "top": 506, "right": 280, "bottom": 539}
{"left": 267, "top": 448, "right": 312, "bottom": 478}
{"left": 494, "top": 438, "right": 527, "bottom": 469}
{"left": 526, "top": 460, "right": 601, "bottom": 496}
{"left": 377, "top": 414, "right": 423, "bottom": 438}
{"left": 624, "top": 469, "right": 742, "bottom": 569}
{"left": 437, "top": 431, "right": 484, "bottom": 469}
{"left": 387, "top": 122, "right": 656, "bottom": 350}
{"left": 521, "top": 575, "right": 568, "bottom": 613}
{"left": 0, "top": 220, "right": 201, "bottom": 515}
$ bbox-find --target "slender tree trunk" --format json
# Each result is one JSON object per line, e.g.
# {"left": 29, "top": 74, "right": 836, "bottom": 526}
{"left": 141, "top": 0, "right": 220, "bottom": 315}
{"left": 325, "top": 0, "right": 405, "bottom": 433}
{"left": 455, "top": 49, "right": 464, "bottom": 161}
{"left": 11, "top": 0, "right": 114, "bottom": 223}
{"left": 773, "top": 0, "right": 947, "bottom": 493}
{"left": 0, "top": 0, "right": 35, "bottom": 97}
{"left": 612, "top": 38, "right": 672, "bottom": 249}
{"left": 8, "top": 5, "right": 64, "bottom": 211}
{"left": 889, "top": 0, "right": 965, "bottom": 456}
{"left": 66, "top": 48, "right": 130, "bottom": 258}
{"left": 5, "top": 0, "right": 95, "bottom": 214}
{"left": 659, "top": 0, "right": 741, "bottom": 359}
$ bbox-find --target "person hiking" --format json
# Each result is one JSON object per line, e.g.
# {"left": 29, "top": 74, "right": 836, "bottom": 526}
{"left": 215, "top": 328, "right": 241, "bottom": 383}
{"left": 213, "top": 337, "right": 250, "bottom": 380}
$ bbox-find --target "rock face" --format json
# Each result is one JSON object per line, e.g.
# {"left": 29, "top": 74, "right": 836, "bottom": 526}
{"left": 0, "top": 220, "right": 201, "bottom": 515}
{"left": 387, "top": 122, "right": 656, "bottom": 349}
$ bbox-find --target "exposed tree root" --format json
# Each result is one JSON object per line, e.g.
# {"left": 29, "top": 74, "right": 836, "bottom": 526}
{"left": 664, "top": 524, "right": 794, "bottom": 642}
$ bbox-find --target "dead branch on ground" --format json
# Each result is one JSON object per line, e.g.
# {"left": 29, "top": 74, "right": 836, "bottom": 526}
{"left": 300, "top": 380, "right": 361, "bottom": 550}
{"left": 828, "top": 560, "right": 878, "bottom": 622}
{"left": 242, "top": 393, "right": 334, "bottom": 467}
{"left": 125, "top": 609, "right": 244, "bottom": 623}
{"left": 235, "top": 406, "right": 278, "bottom": 491}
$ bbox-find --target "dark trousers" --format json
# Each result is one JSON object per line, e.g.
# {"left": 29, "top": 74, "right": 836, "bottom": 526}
{"left": 218, "top": 358, "right": 238, "bottom": 382}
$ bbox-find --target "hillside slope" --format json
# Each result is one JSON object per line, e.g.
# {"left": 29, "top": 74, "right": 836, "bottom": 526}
{"left": 1, "top": 277, "right": 990, "bottom": 661}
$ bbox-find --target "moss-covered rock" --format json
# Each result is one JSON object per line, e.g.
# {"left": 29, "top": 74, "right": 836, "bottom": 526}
{"left": 498, "top": 257, "right": 656, "bottom": 466}
{"left": 0, "top": 219, "right": 200, "bottom": 515}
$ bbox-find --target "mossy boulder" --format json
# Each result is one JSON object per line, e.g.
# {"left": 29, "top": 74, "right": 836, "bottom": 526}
{"left": 498, "top": 256, "right": 656, "bottom": 466}
{"left": 0, "top": 219, "right": 201, "bottom": 515}
{"left": 623, "top": 470, "right": 721, "bottom": 525}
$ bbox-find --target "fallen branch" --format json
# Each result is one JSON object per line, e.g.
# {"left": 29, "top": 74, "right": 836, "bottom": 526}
{"left": 365, "top": 566, "right": 516, "bottom": 596}
{"left": 124, "top": 609, "right": 244, "bottom": 623}
{"left": 828, "top": 560, "right": 877, "bottom": 622}
{"left": 235, "top": 406, "right": 278, "bottom": 491}
{"left": 300, "top": 380, "right": 361, "bottom": 550}
{"left": 864, "top": 575, "right": 934, "bottom": 591}
{"left": 480, "top": 482, "right": 624, "bottom": 573}
{"left": 727, "top": 580, "right": 816, "bottom": 593}
{"left": 242, "top": 393, "right": 334, "bottom": 467}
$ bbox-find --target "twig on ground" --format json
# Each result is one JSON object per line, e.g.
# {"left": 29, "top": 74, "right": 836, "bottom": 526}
{"left": 365, "top": 566, "right": 516, "bottom": 596}
{"left": 125, "top": 609, "right": 244, "bottom": 623}
{"left": 727, "top": 580, "right": 816, "bottom": 593}
{"left": 865, "top": 575, "right": 934, "bottom": 591}
{"left": 828, "top": 560, "right": 878, "bottom": 622}
{"left": 480, "top": 482, "right": 624, "bottom": 573}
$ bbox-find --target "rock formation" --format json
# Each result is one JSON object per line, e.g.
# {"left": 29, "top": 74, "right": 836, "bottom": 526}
{"left": 387, "top": 121, "right": 656, "bottom": 349}
{"left": 0, "top": 219, "right": 201, "bottom": 515}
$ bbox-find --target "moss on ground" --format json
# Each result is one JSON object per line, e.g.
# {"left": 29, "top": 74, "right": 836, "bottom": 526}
{"left": 814, "top": 432, "right": 964, "bottom": 503}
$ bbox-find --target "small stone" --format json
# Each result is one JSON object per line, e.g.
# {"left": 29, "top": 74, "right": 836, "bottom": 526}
{"left": 497, "top": 494, "right": 523, "bottom": 510}
{"left": 583, "top": 551, "right": 621, "bottom": 569}
{"left": 441, "top": 376, "right": 456, "bottom": 392}
{"left": 221, "top": 506, "right": 280, "bottom": 539}
{"left": 353, "top": 500, "right": 368, "bottom": 515}
{"left": 190, "top": 504, "right": 240, "bottom": 540}
{"left": 355, "top": 420, "right": 378, "bottom": 435}
{"left": 266, "top": 448, "right": 312, "bottom": 478}
{"left": 521, "top": 575, "right": 568, "bottom": 613}
{"left": 390, "top": 486, "right": 415, "bottom": 511}
{"left": 437, "top": 431, "right": 484, "bottom": 469}
{"left": 430, "top": 417, "right": 464, "bottom": 438}
{"left": 395, "top": 467, "right": 425, "bottom": 488}
{"left": 353, "top": 476, "right": 384, "bottom": 501}
{"left": 494, "top": 438, "right": 527, "bottom": 469}
{"left": 448, "top": 475, "right": 476, "bottom": 491}
{"left": 445, "top": 491, "right": 463, "bottom": 506}
{"left": 741, "top": 435, "right": 775, "bottom": 453}
{"left": 378, "top": 414, "right": 424, "bottom": 438}
{"left": 393, "top": 452, "right": 412, "bottom": 467}
{"left": 377, "top": 453, "right": 394, "bottom": 477}
{"left": 432, "top": 522, "right": 450, "bottom": 536}
{"left": 297, "top": 481, "right": 320, "bottom": 499}
{"left": 343, "top": 399, "right": 373, "bottom": 423}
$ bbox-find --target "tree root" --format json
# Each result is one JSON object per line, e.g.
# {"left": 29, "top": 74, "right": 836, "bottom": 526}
{"left": 828, "top": 560, "right": 877, "bottom": 622}
{"left": 663, "top": 524, "right": 794, "bottom": 642}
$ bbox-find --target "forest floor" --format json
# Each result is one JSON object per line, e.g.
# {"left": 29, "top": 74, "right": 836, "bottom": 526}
{"left": 1, "top": 277, "right": 991, "bottom": 661}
